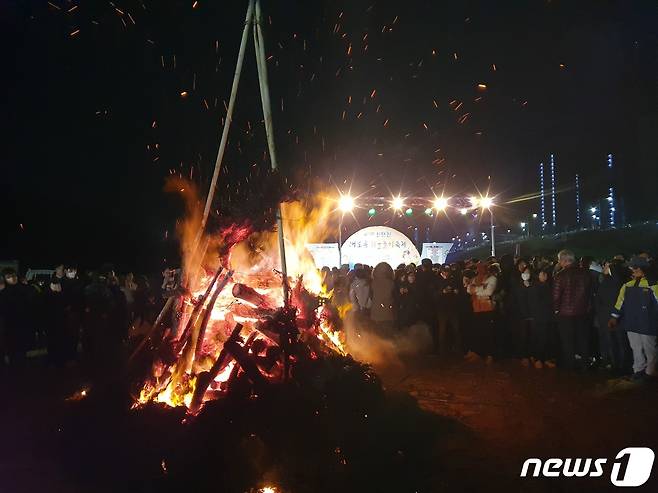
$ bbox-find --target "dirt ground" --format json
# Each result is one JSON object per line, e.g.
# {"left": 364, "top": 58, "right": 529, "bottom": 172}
{"left": 381, "top": 356, "right": 658, "bottom": 492}
{"left": 1, "top": 357, "right": 657, "bottom": 492}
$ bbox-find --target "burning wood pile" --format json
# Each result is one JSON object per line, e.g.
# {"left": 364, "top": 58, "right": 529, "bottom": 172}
{"left": 134, "top": 238, "right": 347, "bottom": 414}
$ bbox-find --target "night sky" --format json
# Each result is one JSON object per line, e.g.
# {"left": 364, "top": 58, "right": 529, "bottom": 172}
{"left": 3, "top": 0, "right": 658, "bottom": 271}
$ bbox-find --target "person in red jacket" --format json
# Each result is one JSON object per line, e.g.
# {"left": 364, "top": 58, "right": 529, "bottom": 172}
{"left": 552, "top": 249, "right": 593, "bottom": 369}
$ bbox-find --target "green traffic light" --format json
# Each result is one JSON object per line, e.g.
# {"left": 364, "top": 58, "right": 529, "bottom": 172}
{"left": 368, "top": 208, "right": 376, "bottom": 216}
{"left": 405, "top": 208, "right": 413, "bottom": 216}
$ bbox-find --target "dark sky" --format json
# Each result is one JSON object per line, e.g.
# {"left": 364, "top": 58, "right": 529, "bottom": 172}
{"left": 3, "top": 0, "right": 658, "bottom": 271}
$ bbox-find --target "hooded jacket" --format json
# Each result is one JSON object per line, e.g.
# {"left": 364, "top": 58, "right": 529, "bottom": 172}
{"left": 611, "top": 277, "right": 658, "bottom": 336}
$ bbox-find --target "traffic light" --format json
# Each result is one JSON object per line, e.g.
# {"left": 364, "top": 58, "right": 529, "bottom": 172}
{"left": 368, "top": 208, "right": 376, "bottom": 217}
{"left": 405, "top": 208, "right": 413, "bottom": 216}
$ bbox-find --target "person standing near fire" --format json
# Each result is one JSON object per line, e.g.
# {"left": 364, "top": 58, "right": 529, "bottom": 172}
{"left": 370, "top": 262, "right": 395, "bottom": 336}
{"left": 552, "top": 250, "right": 593, "bottom": 370}
{"left": 349, "top": 266, "right": 371, "bottom": 328}
{"left": 0, "top": 267, "right": 36, "bottom": 369}
{"left": 608, "top": 256, "right": 658, "bottom": 381}
{"left": 436, "top": 266, "right": 462, "bottom": 356}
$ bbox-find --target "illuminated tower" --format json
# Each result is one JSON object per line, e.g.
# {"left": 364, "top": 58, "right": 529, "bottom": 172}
{"left": 606, "top": 153, "right": 616, "bottom": 228}
{"left": 550, "top": 154, "right": 557, "bottom": 229}
{"left": 575, "top": 173, "right": 581, "bottom": 227}
{"left": 539, "top": 162, "right": 546, "bottom": 231}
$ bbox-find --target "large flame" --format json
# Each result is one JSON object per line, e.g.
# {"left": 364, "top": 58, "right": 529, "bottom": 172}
{"left": 135, "top": 188, "right": 347, "bottom": 412}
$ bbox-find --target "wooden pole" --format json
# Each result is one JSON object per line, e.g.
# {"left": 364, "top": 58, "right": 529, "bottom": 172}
{"left": 253, "top": 0, "right": 289, "bottom": 302}
{"left": 193, "top": 0, "right": 255, "bottom": 255}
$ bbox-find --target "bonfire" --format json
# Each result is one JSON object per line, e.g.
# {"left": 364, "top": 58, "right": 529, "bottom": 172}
{"left": 134, "top": 199, "right": 348, "bottom": 414}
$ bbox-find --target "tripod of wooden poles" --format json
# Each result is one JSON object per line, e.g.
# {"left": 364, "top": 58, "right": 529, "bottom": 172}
{"left": 130, "top": 0, "right": 287, "bottom": 362}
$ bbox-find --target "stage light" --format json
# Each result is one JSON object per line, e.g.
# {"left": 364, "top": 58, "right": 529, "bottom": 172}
{"left": 433, "top": 197, "right": 448, "bottom": 211}
{"left": 367, "top": 207, "right": 376, "bottom": 217}
{"left": 338, "top": 194, "right": 354, "bottom": 213}
{"left": 480, "top": 196, "right": 493, "bottom": 209}
{"left": 391, "top": 196, "right": 405, "bottom": 210}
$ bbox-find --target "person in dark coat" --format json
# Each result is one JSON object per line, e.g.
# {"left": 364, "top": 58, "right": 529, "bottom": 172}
{"left": 61, "top": 266, "right": 84, "bottom": 363}
{"left": 510, "top": 261, "right": 533, "bottom": 364}
{"left": 0, "top": 268, "right": 36, "bottom": 368}
{"left": 436, "top": 266, "right": 462, "bottom": 356}
{"left": 596, "top": 260, "right": 630, "bottom": 373}
{"left": 45, "top": 278, "right": 68, "bottom": 367}
{"left": 396, "top": 268, "right": 420, "bottom": 329}
{"left": 527, "top": 269, "right": 555, "bottom": 368}
{"left": 416, "top": 258, "right": 438, "bottom": 330}
{"left": 83, "top": 269, "right": 125, "bottom": 382}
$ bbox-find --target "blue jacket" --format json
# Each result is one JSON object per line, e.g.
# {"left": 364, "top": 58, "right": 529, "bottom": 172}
{"left": 611, "top": 278, "right": 658, "bottom": 336}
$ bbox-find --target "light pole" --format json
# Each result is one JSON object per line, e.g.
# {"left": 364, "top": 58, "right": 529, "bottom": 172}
{"left": 337, "top": 194, "right": 354, "bottom": 266}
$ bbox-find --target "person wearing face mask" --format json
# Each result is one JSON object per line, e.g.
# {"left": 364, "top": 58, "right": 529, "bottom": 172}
{"left": 516, "top": 267, "right": 534, "bottom": 365}
{"left": 0, "top": 268, "right": 36, "bottom": 369}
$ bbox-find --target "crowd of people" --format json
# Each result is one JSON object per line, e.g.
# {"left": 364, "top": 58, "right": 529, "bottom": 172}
{"left": 323, "top": 249, "right": 657, "bottom": 381}
{"left": 2, "top": 249, "right": 657, "bottom": 383}
{"left": 0, "top": 264, "right": 162, "bottom": 375}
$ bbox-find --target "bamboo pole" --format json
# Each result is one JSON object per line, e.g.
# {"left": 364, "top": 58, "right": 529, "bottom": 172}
{"left": 253, "top": 0, "right": 289, "bottom": 302}
{"left": 192, "top": 0, "right": 255, "bottom": 256}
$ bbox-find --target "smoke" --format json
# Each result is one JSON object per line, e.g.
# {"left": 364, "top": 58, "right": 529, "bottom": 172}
{"left": 343, "top": 316, "right": 433, "bottom": 373}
